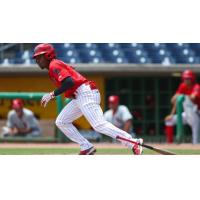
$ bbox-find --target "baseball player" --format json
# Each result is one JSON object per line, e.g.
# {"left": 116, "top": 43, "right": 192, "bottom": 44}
{"left": 165, "top": 70, "right": 200, "bottom": 144}
{"left": 32, "top": 43, "right": 143, "bottom": 155}
{"left": 1, "top": 99, "right": 41, "bottom": 137}
{"left": 104, "top": 95, "right": 135, "bottom": 136}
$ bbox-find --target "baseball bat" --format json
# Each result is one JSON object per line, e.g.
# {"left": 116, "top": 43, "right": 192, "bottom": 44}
{"left": 116, "top": 136, "right": 176, "bottom": 155}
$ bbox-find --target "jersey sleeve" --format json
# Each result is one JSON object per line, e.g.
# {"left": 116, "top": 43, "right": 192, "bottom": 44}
{"left": 121, "top": 106, "right": 133, "bottom": 122}
{"left": 192, "top": 85, "right": 200, "bottom": 99}
{"left": 50, "top": 63, "right": 70, "bottom": 82}
{"left": 6, "top": 112, "right": 15, "bottom": 128}
{"left": 176, "top": 83, "right": 185, "bottom": 94}
{"left": 26, "top": 113, "right": 40, "bottom": 129}
{"left": 103, "top": 111, "right": 110, "bottom": 121}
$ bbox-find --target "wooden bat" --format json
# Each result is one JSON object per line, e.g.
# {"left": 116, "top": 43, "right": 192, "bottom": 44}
{"left": 116, "top": 136, "right": 176, "bottom": 155}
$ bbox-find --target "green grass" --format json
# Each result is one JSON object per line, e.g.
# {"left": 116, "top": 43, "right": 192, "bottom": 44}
{"left": 0, "top": 148, "right": 200, "bottom": 155}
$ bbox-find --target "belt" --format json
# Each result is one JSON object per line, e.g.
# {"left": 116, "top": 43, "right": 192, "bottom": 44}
{"left": 71, "top": 81, "right": 98, "bottom": 99}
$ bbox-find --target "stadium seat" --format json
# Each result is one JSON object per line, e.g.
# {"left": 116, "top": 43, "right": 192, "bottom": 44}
{"left": 101, "top": 49, "right": 126, "bottom": 62}
{"left": 1, "top": 58, "right": 14, "bottom": 66}
{"left": 74, "top": 43, "right": 98, "bottom": 50}
{"left": 57, "top": 49, "right": 79, "bottom": 59}
{"left": 120, "top": 43, "right": 144, "bottom": 50}
{"left": 61, "top": 57, "right": 82, "bottom": 64}
{"left": 107, "top": 56, "right": 129, "bottom": 63}
{"left": 21, "top": 50, "right": 31, "bottom": 60}
{"left": 97, "top": 43, "right": 121, "bottom": 51}
{"left": 175, "top": 56, "right": 200, "bottom": 64}
{"left": 53, "top": 43, "right": 75, "bottom": 51}
{"left": 127, "top": 56, "right": 151, "bottom": 64}
{"left": 83, "top": 57, "right": 105, "bottom": 63}
{"left": 78, "top": 49, "right": 103, "bottom": 63}
{"left": 143, "top": 43, "right": 167, "bottom": 51}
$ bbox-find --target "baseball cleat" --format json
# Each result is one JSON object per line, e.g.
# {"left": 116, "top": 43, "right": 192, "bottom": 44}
{"left": 132, "top": 138, "right": 143, "bottom": 155}
{"left": 79, "top": 146, "right": 96, "bottom": 155}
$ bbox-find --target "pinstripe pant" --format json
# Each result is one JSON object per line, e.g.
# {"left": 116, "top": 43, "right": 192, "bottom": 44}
{"left": 55, "top": 84, "right": 135, "bottom": 150}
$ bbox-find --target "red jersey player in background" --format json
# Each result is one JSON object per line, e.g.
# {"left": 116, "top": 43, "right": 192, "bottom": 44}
{"left": 32, "top": 43, "right": 143, "bottom": 155}
{"left": 165, "top": 70, "right": 200, "bottom": 144}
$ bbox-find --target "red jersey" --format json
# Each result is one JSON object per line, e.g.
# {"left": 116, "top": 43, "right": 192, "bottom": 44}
{"left": 176, "top": 82, "right": 194, "bottom": 95}
{"left": 176, "top": 82, "right": 200, "bottom": 110}
{"left": 191, "top": 84, "right": 200, "bottom": 110}
{"left": 49, "top": 59, "right": 88, "bottom": 98}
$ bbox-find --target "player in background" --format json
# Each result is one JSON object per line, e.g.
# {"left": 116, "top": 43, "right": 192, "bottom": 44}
{"left": 1, "top": 99, "right": 41, "bottom": 137}
{"left": 104, "top": 95, "right": 135, "bottom": 137}
{"left": 165, "top": 70, "right": 200, "bottom": 144}
{"left": 32, "top": 43, "right": 143, "bottom": 155}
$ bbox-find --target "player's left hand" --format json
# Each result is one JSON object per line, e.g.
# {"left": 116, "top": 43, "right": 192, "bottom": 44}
{"left": 41, "top": 92, "right": 55, "bottom": 107}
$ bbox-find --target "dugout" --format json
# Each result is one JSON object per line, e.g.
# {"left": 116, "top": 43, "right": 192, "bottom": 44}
{"left": 0, "top": 64, "right": 200, "bottom": 143}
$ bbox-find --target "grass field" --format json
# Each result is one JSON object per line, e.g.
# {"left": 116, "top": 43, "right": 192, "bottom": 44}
{"left": 0, "top": 143, "right": 200, "bottom": 155}
{"left": 0, "top": 148, "right": 200, "bottom": 155}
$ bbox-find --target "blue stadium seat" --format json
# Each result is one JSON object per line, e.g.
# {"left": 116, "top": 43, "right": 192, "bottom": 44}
{"left": 149, "top": 49, "right": 172, "bottom": 63}
{"left": 124, "top": 49, "right": 147, "bottom": 58}
{"left": 143, "top": 43, "right": 167, "bottom": 51}
{"left": 127, "top": 56, "right": 151, "bottom": 64}
{"left": 161, "top": 57, "right": 176, "bottom": 65}
{"left": 101, "top": 49, "right": 125, "bottom": 61}
{"left": 190, "top": 43, "right": 200, "bottom": 55}
{"left": 166, "top": 43, "right": 190, "bottom": 52}
{"left": 74, "top": 43, "right": 98, "bottom": 50}
{"left": 14, "top": 58, "right": 24, "bottom": 64}
{"left": 53, "top": 43, "right": 75, "bottom": 52}
{"left": 82, "top": 57, "right": 104, "bottom": 63}
{"left": 57, "top": 49, "right": 79, "bottom": 58}
{"left": 21, "top": 50, "right": 31, "bottom": 59}
{"left": 120, "top": 43, "right": 144, "bottom": 50}
{"left": 107, "top": 56, "right": 129, "bottom": 63}
{"left": 78, "top": 49, "right": 103, "bottom": 63}
{"left": 97, "top": 43, "right": 121, "bottom": 51}
{"left": 124, "top": 48, "right": 152, "bottom": 63}
{"left": 1, "top": 58, "right": 14, "bottom": 65}
{"left": 175, "top": 56, "right": 200, "bottom": 64}
{"left": 61, "top": 57, "right": 82, "bottom": 64}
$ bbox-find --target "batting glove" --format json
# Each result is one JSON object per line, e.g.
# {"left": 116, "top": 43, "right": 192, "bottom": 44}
{"left": 41, "top": 91, "right": 55, "bottom": 107}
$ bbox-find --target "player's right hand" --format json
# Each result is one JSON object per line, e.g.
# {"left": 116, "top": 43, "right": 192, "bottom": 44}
{"left": 165, "top": 114, "right": 173, "bottom": 121}
{"left": 41, "top": 92, "right": 55, "bottom": 107}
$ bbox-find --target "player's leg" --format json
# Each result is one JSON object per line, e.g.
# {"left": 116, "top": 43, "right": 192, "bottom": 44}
{"left": 183, "top": 97, "right": 200, "bottom": 144}
{"left": 165, "top": 113, "right": 187, "bottom": 143}
{"left": 76, "top": 88, "right": 142, "bottom": 153}
{"left": 26, "top": 127, "right": 41, "bottom": 137}
{"left": 185, "top": 112, "right": 200, "bottom": 144}
{"left": 55, "top": 99, "right": 94, "bottom": 151}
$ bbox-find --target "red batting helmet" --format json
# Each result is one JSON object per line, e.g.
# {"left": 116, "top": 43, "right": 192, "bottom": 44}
{"left": 108, "top": 95, "right": 119, "bottom": 105}
{"left": 32, "top": 43, "right": 56, "bottom": 60}
{"left": 12, "top": 99, "right": 24, "bottom": 109}
{"left": 182, "top": 70, "right": 196, "bottom": 83}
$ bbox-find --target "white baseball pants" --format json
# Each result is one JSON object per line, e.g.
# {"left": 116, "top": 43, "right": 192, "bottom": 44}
{"left": 55, "top": 83, "right": 136, "bottom": 150}
{"left": 165, "top": 96, "right": 200, "bottom": 144}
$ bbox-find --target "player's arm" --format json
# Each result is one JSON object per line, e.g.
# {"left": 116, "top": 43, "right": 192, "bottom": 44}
{"left": 165, "top": 93, "right": 178, "bottom": 121}
{"left": 53, "top": 76, "right": 74, "bottom": 96}
{"left": 170, "top": 94, "right": 178, "bottom": 115}
{"left": 41, "top": 77, "right": 74, "bottom": 107}
{"left": 123, "top": 119, "right": 132, "bottom": 133}
{"left": 189, "top": 85, "right": 200, "bottom": 102}
{"left": 121, "top": 106, "right": 133, "bottom": 133}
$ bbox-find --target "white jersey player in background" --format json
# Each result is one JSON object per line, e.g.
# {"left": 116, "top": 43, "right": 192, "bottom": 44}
{"left": 1, "top": 99, "right": 41, "bottom": 138}
{"left": 104, "top": 95, "right": 135, "bottom": 137}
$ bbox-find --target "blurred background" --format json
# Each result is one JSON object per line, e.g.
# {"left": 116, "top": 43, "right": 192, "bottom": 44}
{"left": 0, "top": 43, "right": 200, "bottom": 143}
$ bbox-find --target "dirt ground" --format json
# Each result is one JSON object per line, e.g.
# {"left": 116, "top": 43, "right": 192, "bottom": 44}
{"left": 0, "top": 142, "right": 200, "bottom": 150}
